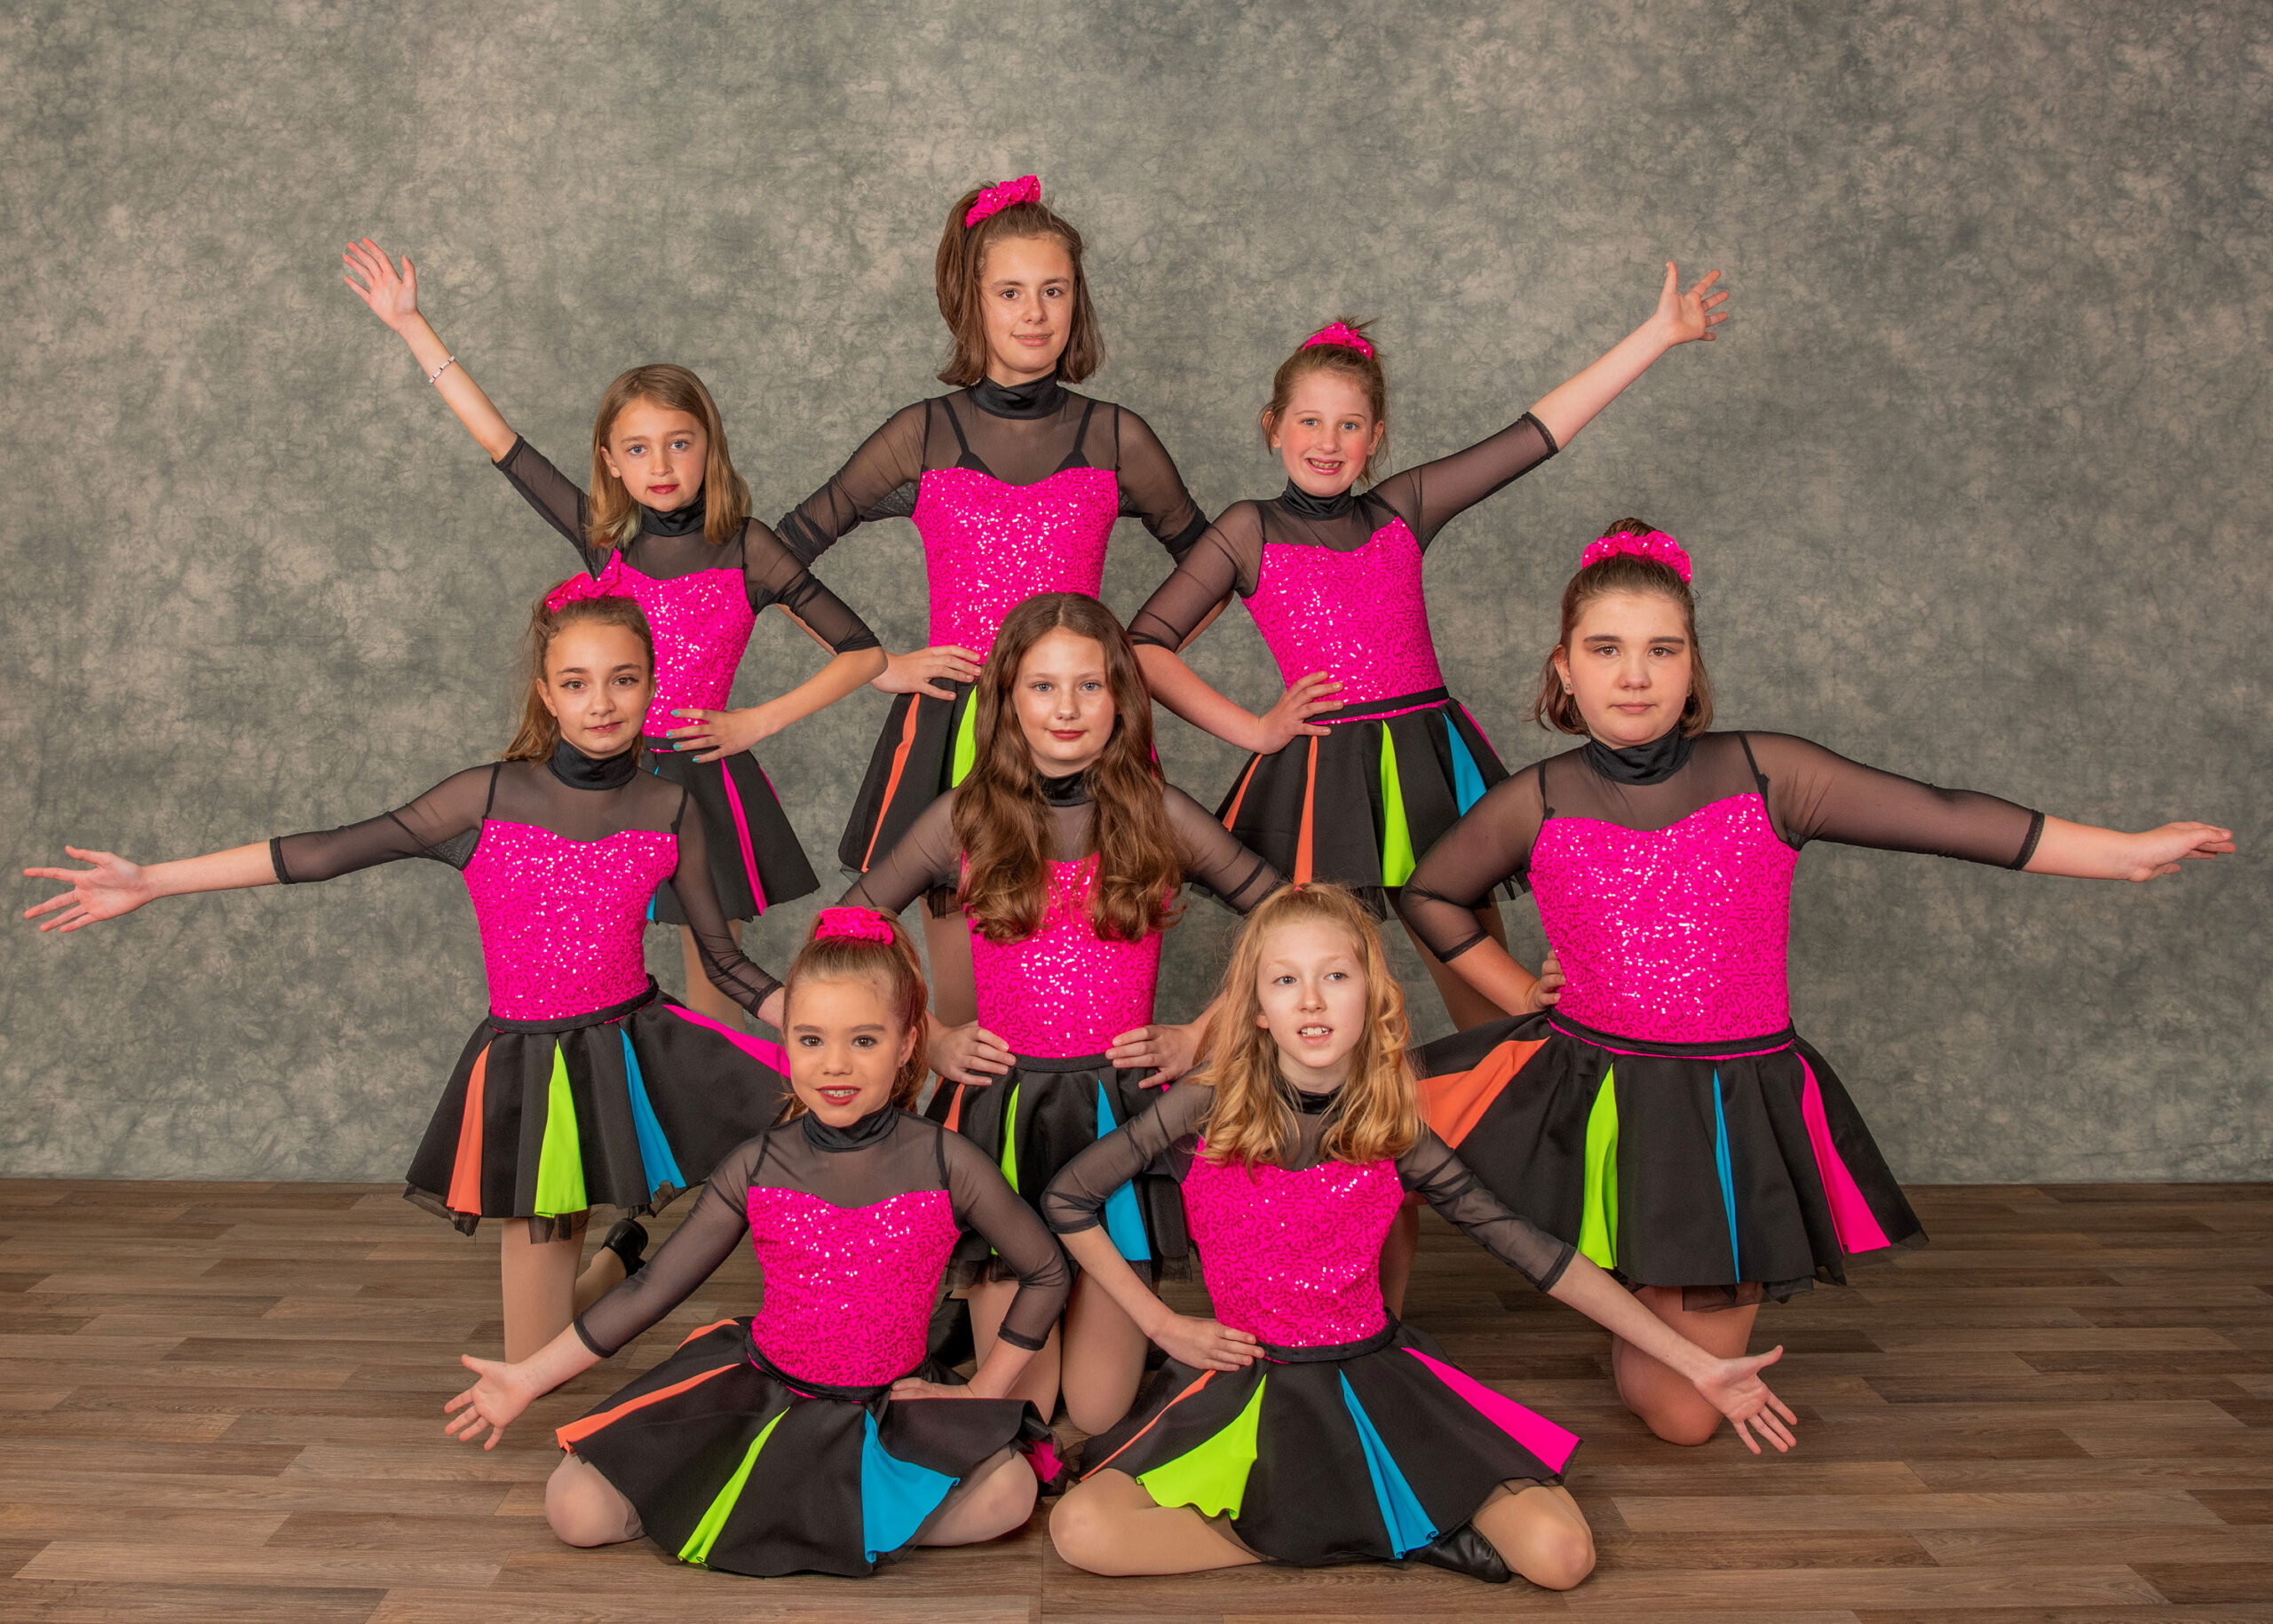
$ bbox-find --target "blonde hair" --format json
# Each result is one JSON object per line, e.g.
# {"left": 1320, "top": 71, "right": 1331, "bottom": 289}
{"left": 1196, "top": 883, "right": 1420, "bottom": 1168}
{"left": 775, "top": 911, "right": 931, "bottom": 1121}
{"left": 586, "top": 364, "right": 752, "bottom": 554}
{"left": 500, "top": 590, "right": 656, "bottom": 761}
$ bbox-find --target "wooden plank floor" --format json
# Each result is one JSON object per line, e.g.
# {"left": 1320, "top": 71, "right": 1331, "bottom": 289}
{"left": 3, "top": 1180, "right": 2270, "bottom": 1621}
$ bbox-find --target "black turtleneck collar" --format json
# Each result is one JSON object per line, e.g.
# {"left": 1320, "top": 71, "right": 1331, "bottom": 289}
{"left": 970, "top": 374, "right": 1067, "bottom": 419}
{"left": 1275, "top": 479, "right": 1357, "bottom": 521}
{"left": 1038, "top": 768, "right": 1092, "bottom": 808}
{"left": 1582, "top": 727, "right": 1696, "bottom": 786}
{"left": 799, "top": 1104, "right": 899, "bottom": 1152}
{"left": 548, "top": 738, "right": 642, "bottom": 790}
{"left": 638, "top": 494, "right": 708, "bottom": 538}
{"left": 1278, "top": 1073, "right": 1343, "bottom": 1115}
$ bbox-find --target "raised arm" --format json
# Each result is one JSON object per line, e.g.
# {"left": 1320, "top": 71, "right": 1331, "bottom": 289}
{"left": 24, "top": 766, "right": 493, "bottom": 934}
{"left": 342, "top": 238, "right": 518, "bottom": 463}
{"left": 1525, "top": 261, "right": 1727, "bottom": 454}
{"left": 1397, "top": 768, "right": 1557, "bottom": 1017}
{"left": 667, "top": 805, "right": 786, "bottom": 1027}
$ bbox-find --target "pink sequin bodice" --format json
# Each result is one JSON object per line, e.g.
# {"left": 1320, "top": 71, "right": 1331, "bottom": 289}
{"left": 605, "top": 559, "right": 755, "bottom": 738}
{"left": 1247, "top": 519, "right": 1445, "bottom": 707}
{"left": 1181, "top": 1145, "right": 1406, "bottom": 1346}
{"left": 967, "top": 858, "right": 1161, "bottom": 1058}
{"left": 1531, "top": 794, "right": 1798, "bottom": 1043}
{"left": 912, "top": 466, "right": 1120, "bottom": 657}
{"left": 745, "top": 1186, "right": 960, "bottom": 1386}
{"left": 461, "top": 821, "right": 678, "bottom": 1021}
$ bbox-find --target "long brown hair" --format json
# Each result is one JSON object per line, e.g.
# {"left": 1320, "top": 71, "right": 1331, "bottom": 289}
{"left": 775, "top": 909, "right": 931, "bottom": 1121}
{"left": 501, "top": 590, "right": 657, "bottom": 761}
{"left": 1260, "top": 319, "right": 1389, "bottom": 487}
{"left": 953, "top": 593, "right": 1181, "bottom": 944}
{"left": 1532, "top": 517, "right": 1715, "bottom": 737}
{"left": 934, "top": 182, "right": 1103, "bottom": 387}
{"left": 586, "top": 364, "right": 752, "bottom": 554}
{"left": 1196, "top": 883, "right": 1421, "bottom": 1168}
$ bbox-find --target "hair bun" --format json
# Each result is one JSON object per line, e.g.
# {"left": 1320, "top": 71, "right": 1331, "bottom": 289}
{"left": 1300, "top": 321, "right": 1375, "bottom": 360}
{"left": 964, "top": 175, "right": 1041, "bottom": 227}
{"left": 812, "top": 907, "right": 897, "bottom": 946}
{"left": 1580, "top": 528, "right": 1692, "bottom": 582}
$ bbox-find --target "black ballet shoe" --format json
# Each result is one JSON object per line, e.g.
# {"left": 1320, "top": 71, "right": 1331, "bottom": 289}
{"left": 1408, "top": 1522, "right": 1512, "bottom": 1584}
{"left": 598, "top": 1218, "right": 648, "bottom": 1278}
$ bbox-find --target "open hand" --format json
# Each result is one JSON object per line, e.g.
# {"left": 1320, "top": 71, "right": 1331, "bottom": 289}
{"left": 664, "top": 707, "right": 773, "bottom": 764}
{"left": 1107, "top": 1021, "right": 1200, "bottom": 1085}
{"left": 2120, "top": 822, "right": 2235, "bottom": 880}
{"left": 1653, "top": 262, "right": 1729, "bottom": 346}
{"left": 875, "top": 646, "right": 984, "bottom": 702}
{"left": 1521, "top": 954, "right": 1565, "bottom": 1013}
{"left": 442, "top": 1353, "right": 535, "bottom": 1450}
{"left": 343, "top": 238, "right": 421, "bottom": 332}
{"left": 930, "top": 1021, "right": 1013, "bottom": 1085}
{"left": 1251, "top": 672, "right": 1343, "bottom": 752}
{"left": 1693, "top": 1344, "right": 1799, "bottom": 1455}
{"left": 1153, "top": 1313, "right": 1261, "bottom": 1373}
{"left": 23, "top": 848, "right": 154, "bottom": 933}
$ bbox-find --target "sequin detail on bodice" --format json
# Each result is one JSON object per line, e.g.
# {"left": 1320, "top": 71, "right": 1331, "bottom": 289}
{"left": 1181, "top": 1144, "right": 1406, "bottom": 1346}
{"left": 912, "top": 465, "right": 1120, "bottom": 657}
{"left": 1530, "top": 793, "right": 1799, "bottom": 1043}
{"left": 460, "top": 821, "right": 678, "bottom": 1021}
{"left": 593, "top": 557, "right": 755, "bottom": 737}
{"left": 1247, "top": 519, "right": 1445, "bottom": 707}
{"left": 966, "top": 857, "right": 1162, "bottom": 1058}
{"left": 744, "top": 1186, "right": 960, "bottom": 1386}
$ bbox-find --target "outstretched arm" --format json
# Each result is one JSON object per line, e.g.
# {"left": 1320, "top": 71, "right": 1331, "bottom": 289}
{"left": 1527, "top": 261, "right": 1728, "bottom": 450}
{"left": 342, "top": 238, "right": 517, "bottom": 462}
{"left": 24, "top": 844, "right": 275, "bottom": 932}
{"left": 2024, "top": 818, "right": 2234, "bottom": 880}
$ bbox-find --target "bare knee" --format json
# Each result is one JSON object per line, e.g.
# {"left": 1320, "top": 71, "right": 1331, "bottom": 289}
{"left": 1523, "top": 1516, "right": 1597, "bottom": 1590}
{"left": 963, "top": 1454, "right": 1039, "bottom": 1541}
{"left": 1639, "top": 1399, "right": 1723, "bottom": 1447}
{"left": 1049, "top": 1482, "right": 1122, "bottom": 1573}
{"left": 545, "top": 1456, "right": 637, "bottom": 1548}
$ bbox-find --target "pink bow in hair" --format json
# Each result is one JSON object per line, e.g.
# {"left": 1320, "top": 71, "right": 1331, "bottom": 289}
{"left": 813, "top": 907, "right": 897, "bottom": 946}
{"left": 1301, "top": 321, "right": 1375, "bottom": 360}
{"left": 964, "top": 175, "right": 1041, "bottom": 227}
{"left": 544, "top": 554, "right": 630, "bottom": 612}
{"left": 1580, "top": 529, "right": 1693, "bottom": 582}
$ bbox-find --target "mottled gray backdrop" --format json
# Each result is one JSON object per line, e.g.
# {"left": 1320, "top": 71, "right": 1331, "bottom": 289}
{"left": 4, "top": 3, "right": 2265, "bottom": 1183}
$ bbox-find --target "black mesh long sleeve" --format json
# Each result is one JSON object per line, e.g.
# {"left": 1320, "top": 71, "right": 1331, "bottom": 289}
{"left": 737, "top": 522, "right": 882, "bottom": 652}
{"left": 1126, "top": 508, "right": 1258, "bottom": 652}
{"left": 1163, "top": 788, "right": 1282, "bottom": 912}
{"left": 269, "top": 765, "right": 496, "bottom": 883}
{"left": 1107, "top": 404, "right": 1209, "bottom": 559}
{"left": 668, "top": 807, "right": 782, "bottom": 1012}
{"left": 940, "top": 1130, "right": 1070, "bottom": 1350}
{"left": 1397, "top": 768, "right": 1548, "bottom": 959}
{"left": 1397, "top": 1128, "right": 1574, "bottom": 1291}
{"left": 1041, "top": 1081, "right": 1213, "bottom": 1234}
{"left": 1746, "top": 733, "right": 2045, "bottom": 867}
{"left": 494, "top": 438, "right": 606, "bottom": 574}
{"left": 573, "top": 1145, "right": 757, "bottom": 1357}
{"left": 774, "top": 404, "right": 931, "bottom": 565}
{"left": 1372, "top": 413, "right": 1559, "bottom": 548}
{"left": 836, "top": 796, "right": 962, "bottom": 916}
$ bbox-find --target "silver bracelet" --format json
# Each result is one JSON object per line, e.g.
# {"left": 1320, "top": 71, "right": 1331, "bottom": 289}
{"left": 426, "top": 354, "right": 457, "bottom": 385}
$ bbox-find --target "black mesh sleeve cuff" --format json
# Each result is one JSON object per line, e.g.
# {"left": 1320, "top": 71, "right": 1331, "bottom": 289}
{"left": 1162, "top": 512, "right": 1209, "bottom": 559}
{"left": 2008, "top": 811, "right": 2047, "bottom": 871}
{"left": 995, "top": 1326, "right": 1049, "bottom": 1353}
{"left": 268, "top": 836, "right": 294, "bottom": 885}
{"left": 1535, "top": 1241, "right": 1576, "bottom": 1295}
{"left": 571, "top": 1315, "right": 614, "bottom": 1359}
{"left": 1522, "top": 411, "right": 1559, "bottom": 456}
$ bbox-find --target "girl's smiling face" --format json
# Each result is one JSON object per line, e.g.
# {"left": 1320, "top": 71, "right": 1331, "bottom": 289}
{"left": 535, "top": 622, "right": 653, "bottom": 757}
{"left": 785, "top": 974, "right": 918, "bottom": 1127}
{"left": 1553, "top": 590, "right": 1696, "bottom": 749}
{"left": 1012, "top": 629, "right": 1116, "bottom": 777}
{"left": 1266, "top": 373, "right": 1385, "bottom": 498}
{"left": 979, "top": 234, "right": 1075, "bottom": 385}
{"left": 599, "top": 397, "right": 708, "bottom": 512}
{"left": 1254, "top": 916, "right": 1371, "bottom": 1093}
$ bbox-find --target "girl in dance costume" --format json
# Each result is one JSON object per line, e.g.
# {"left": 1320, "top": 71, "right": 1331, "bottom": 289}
{"left": 24, "top": 594, "right": 796, "bottom": 1360}
{"left": 1400, "top": 526, "right": 2235, "bottom": 1446}
{"left": 776, "top": 176, "right": 1210, "bottom": 1026}
{"left": 1044, "top": 883, "right": 1795, "bottom": 1588}
{"left": 841, "top": 592, "right": 1280, "bottom": 1433}
{"left": 441, "top": 907, "right": 1068, "bottom": 1579}
{"left": 343, "top": 239, "right": 886, "bottom": 1030}
{"left": 1127, "top": 265, "right": 1728, "bottom": 1033}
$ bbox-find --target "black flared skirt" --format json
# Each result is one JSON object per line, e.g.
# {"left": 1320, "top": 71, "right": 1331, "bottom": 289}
{"left": 558, "top": 1318, "right": 1050, "bottom": 1577}
{"left": 836, "top": 680, "right": 977, "bottom": 886}
{"left": 402, "top": 982, "right": 789, "bottom": 1240}
{"left": 1214, "top": 688, "right": 1511, "bottom": 914}
{"left": 1079, "top": 1319, "right": 1579, "bottom": 1569}
{"left": 928, "top": 1053, "right": 1189, "bottom": 1284}
{"left": 1412, "top": 1011, "right": 1925, "bottom": 1305}
{"left": 640, "top": 738, "right": 819, "bottom": 924}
